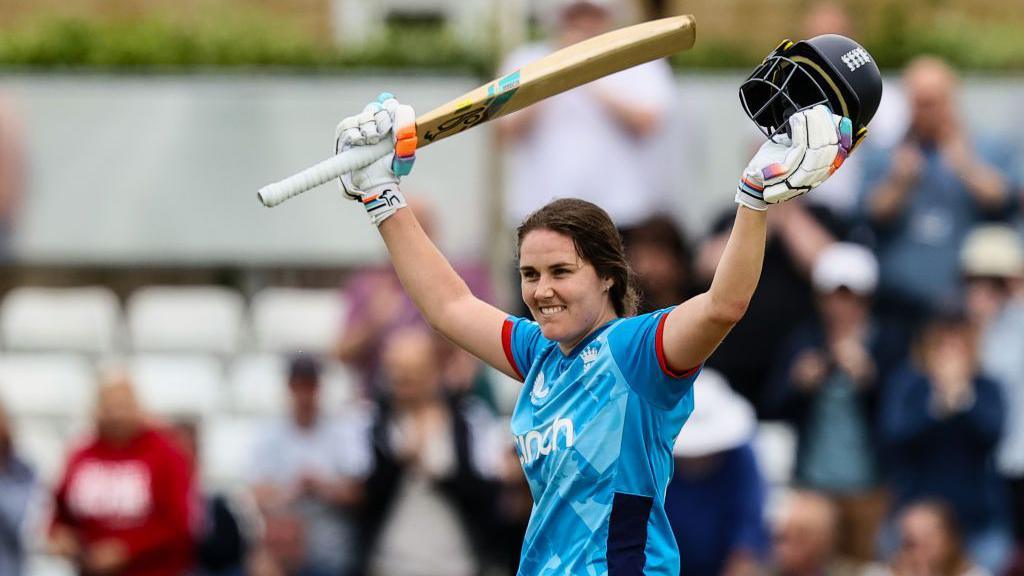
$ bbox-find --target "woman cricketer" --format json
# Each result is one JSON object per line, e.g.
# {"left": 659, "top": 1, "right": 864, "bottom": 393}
{"left": 333, "top": 92, "right": 851, "bottom": 575}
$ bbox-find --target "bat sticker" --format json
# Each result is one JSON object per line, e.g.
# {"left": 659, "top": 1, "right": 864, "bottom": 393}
{"left": 424, "top": 72, "right": 522, "bottom": 142}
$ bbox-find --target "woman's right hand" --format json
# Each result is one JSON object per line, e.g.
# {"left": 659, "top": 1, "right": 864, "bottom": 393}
{"left": 333, "top": 93, "right": 417, "bottom": 226}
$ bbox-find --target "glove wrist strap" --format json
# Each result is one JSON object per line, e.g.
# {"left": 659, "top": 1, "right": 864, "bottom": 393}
{"left": 362, "top": 184, "right": 407, "bottom": 226}
{"left": 735, "top": 186, "right": 767, "bottom": 211}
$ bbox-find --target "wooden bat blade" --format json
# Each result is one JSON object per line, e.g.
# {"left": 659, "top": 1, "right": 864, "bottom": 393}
{"left": 415, "top": 15, "right": 695, "bottom": 146}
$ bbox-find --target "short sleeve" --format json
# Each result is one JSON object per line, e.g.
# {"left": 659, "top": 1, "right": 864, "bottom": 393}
{"left": 502, "top": 316, "right": 547, "bottom": 381}
{"left": 608, "top": 308, "right": 700, "bottom": 409}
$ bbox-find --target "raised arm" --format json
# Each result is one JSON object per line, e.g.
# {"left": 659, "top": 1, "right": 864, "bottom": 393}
{"left": 662, "top": 206, "right": 765, "bottom": 371}
{"left": 336, "top": 94, "right": 517, "bottom": 379}
{"left": 377, "top": 209, "right": 514, "bottom": 377}
{"left": 662, "top": 106, "right": 852, "bottom": 371}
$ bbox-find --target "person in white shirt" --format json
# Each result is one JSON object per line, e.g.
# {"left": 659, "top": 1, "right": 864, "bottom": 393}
{"left": 497, "top": 0, "right": 678, "bottom": 230}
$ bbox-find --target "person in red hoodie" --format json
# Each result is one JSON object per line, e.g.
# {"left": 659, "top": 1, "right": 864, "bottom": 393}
{"left": 48, "top": 370, "right": 195, "bottom": 576}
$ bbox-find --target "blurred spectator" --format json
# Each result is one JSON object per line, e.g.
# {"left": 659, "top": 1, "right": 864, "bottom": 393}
{"left": 698, "top": 203, "right": 836, "bottom": 413}
{"left": 636, "top": 0, "right": 670, "bottom": 19}
{"left": 0, "top": 93, "right": 26, "bottom": 259}
{"left": 769, "top": 489, "right": 873, "bottom": 575}
{"left": 767, "top": 243, "right": 898, "bottom": 561}
{"left": 497, "top": 0, "right": 677, "bottom": 231}
{"left": 247, "top": 354, "right": 370, "bottom": 576}
{"left": 0, "top": 400, "right": 37, "bottom": 576}
{"left": 246, "top": 511, "right": 308, "bottom": 576}
{"left": 798, "top": 2, "right": 909, "bottom": 223}
{"left": 960, "top": 225, "right": 1024, "bottom": 561}
{"left": 886, "top": 501, "right": 990, "bottom": 576}
{"left": 336, "top": 196, "right": 493, "bottom": 399}
{"left": 492, "top": 442, "right": 532, "bottom": 574}
{"left": 795, "top": 1, "right": 860, "bottom": 221}
{"left": 665, "top": 369, "right": 769, "bottom": 576}
{"left": 167, "top": 419, "right": 251, "bottom": 576}
{"left": 48, "top": 370, "right": 195, "bottom": 576}
{"left": 361, "top": 327, "right": 501, "bottom": 576}
{"left": 859, "top": 56, "right": 1020, "bottom": 333}
{"left": 880, "top": 308, "right": 1012, "bottom": 574}
{"left": 623, "top": 213, "right": 697, "bottom": 313}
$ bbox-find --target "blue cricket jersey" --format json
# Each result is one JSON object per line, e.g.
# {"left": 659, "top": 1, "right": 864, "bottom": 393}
{"left": 502, "top": 307, "right": 699, "bottom": 575}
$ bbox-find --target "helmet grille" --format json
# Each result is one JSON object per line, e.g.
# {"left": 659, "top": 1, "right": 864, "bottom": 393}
{"left": 740, "top": 54, "right": 832, "bottom": 140}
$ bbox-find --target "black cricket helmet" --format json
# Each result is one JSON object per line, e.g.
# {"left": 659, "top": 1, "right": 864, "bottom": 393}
{"left": 740, "top": 34, "right": 882, "bottom": 149}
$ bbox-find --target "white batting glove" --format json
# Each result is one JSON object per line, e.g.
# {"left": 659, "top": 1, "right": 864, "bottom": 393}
{"left": 334, "top": 92, "right": 417, "bottom": 226}
{"left": 736, "top": 104, "right": 853, "bottom": 211}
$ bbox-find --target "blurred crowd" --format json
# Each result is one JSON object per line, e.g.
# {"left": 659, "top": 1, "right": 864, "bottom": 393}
{"left": 1, "top": 0, "right": 1024, "bottom": 575}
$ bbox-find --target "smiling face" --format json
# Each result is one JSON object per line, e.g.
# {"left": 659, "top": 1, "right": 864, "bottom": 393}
{"left": 519, "top": 228, "right": 618, "bottom": 353}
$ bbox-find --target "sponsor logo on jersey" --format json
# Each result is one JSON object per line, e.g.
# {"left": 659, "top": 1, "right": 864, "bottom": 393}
{"left": 841, "top": 47, "right": 872, "bottom": 72}
{"left": 514, "top": 417, "right": 576, "bottom": 465}
{"left": 530, "top": 371, "right": 550, "bottom": 404}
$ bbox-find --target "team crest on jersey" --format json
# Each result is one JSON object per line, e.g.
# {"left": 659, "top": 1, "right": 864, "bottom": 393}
{"left": 530, "top": 371, "right": 550, "bottom": 405}
{"left": 581, "top": 344, "right": 600, "bottom": 373}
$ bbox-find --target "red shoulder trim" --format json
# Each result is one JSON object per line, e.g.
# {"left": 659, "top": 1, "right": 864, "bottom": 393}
{"left": 655, "top": 313, "right": 700, "bottom": 379}
{"left": 502, "top": 318, "right": 524, "bottom": 381}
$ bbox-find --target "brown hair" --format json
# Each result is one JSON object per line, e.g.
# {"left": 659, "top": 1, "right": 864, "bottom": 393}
{"left": 899, "top": 500, "right": 972, "bottom": 576}
{"left": 516, "top": 198, "right": 639, "bottom": 317}
{"left": 913, "top": 305, "right": 979, "bottom": 375}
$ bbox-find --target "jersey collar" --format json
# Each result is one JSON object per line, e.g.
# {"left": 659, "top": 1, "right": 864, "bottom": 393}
{"left": 560, "top": 317, "right": 620, "bottom": 359}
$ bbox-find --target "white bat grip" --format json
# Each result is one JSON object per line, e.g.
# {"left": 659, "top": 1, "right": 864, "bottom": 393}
{"left": 257, "top": 139, "right": 394, "bottom": 207}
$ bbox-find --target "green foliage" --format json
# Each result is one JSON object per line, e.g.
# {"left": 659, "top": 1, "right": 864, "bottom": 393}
{"left": 0, "top": 15, "right": 491, "bottom": 73}
{"left": 671, "top": 14, "right": 1024, "bottom": 71}
{"left": 0, "top": 10, "right": 1020, "bottom": 72}
{"left": 863, "top": 4, "right": 1024, "bottom": 70}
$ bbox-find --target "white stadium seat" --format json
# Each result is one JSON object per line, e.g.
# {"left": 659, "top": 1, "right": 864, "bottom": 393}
{"left": 26, "top": 553, "right": 76, "bottom": 573}
{"left": 13, "top": 418, "right": 69, "bottom": 486}
{"left": 250, "top": 288, "right": 347, "bottom": 355}
{"left": 753, "top": 421, "right": 799, "bottom": 524}
{"left": 0, "top": 354, "right": 96, "bottom": 418}
{"left": 26, "top": 555, "right": 76, "bottom": 576}
{"left": 127, "top": 286, "right": 245, "bottom": 355}
{"left": 129, "top": 354, "right": 225, "bottom": 418}
{"left": 0, "top": 286, "right": 121, "bottom": 354}
{"left": 201, "top": 416, "right": 263, "bottom": 488}
{"left": 228, "top": 353, "right": 356, "bottom": 416}
{"left": 753, "top": 420, "right": 798, "bottom": 486}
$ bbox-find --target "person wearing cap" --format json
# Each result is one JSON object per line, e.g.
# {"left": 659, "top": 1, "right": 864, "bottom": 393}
{"left": 960, "top": 224, "right": 1024, "bottom": 562}
{"left": 766, "top": 242, "right": 898, "bottom": 562}
{"left": 247, "top": 354, "right": 371, "bottom": 576}
{"left": 879, "top": 305, "right": 1011, "bottom": 574}
{"left": 664, "top": 369, "right": 770, "bottom": 576}
{"left": 496, "top": 0, "right": 677, "bottom": 232}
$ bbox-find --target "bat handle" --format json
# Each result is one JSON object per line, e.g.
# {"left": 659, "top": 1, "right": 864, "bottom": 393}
{"left": 257, "top": 139, "right": 394, "bottom": 207}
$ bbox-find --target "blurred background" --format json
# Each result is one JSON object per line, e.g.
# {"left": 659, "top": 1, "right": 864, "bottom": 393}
{"left": 0, "top": 0, "right": 1022, "bottom": 575}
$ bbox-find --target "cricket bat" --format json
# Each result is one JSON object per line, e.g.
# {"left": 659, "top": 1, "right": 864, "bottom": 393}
{"left": 257, "top": 15, "right": 695, "bottom": 207}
